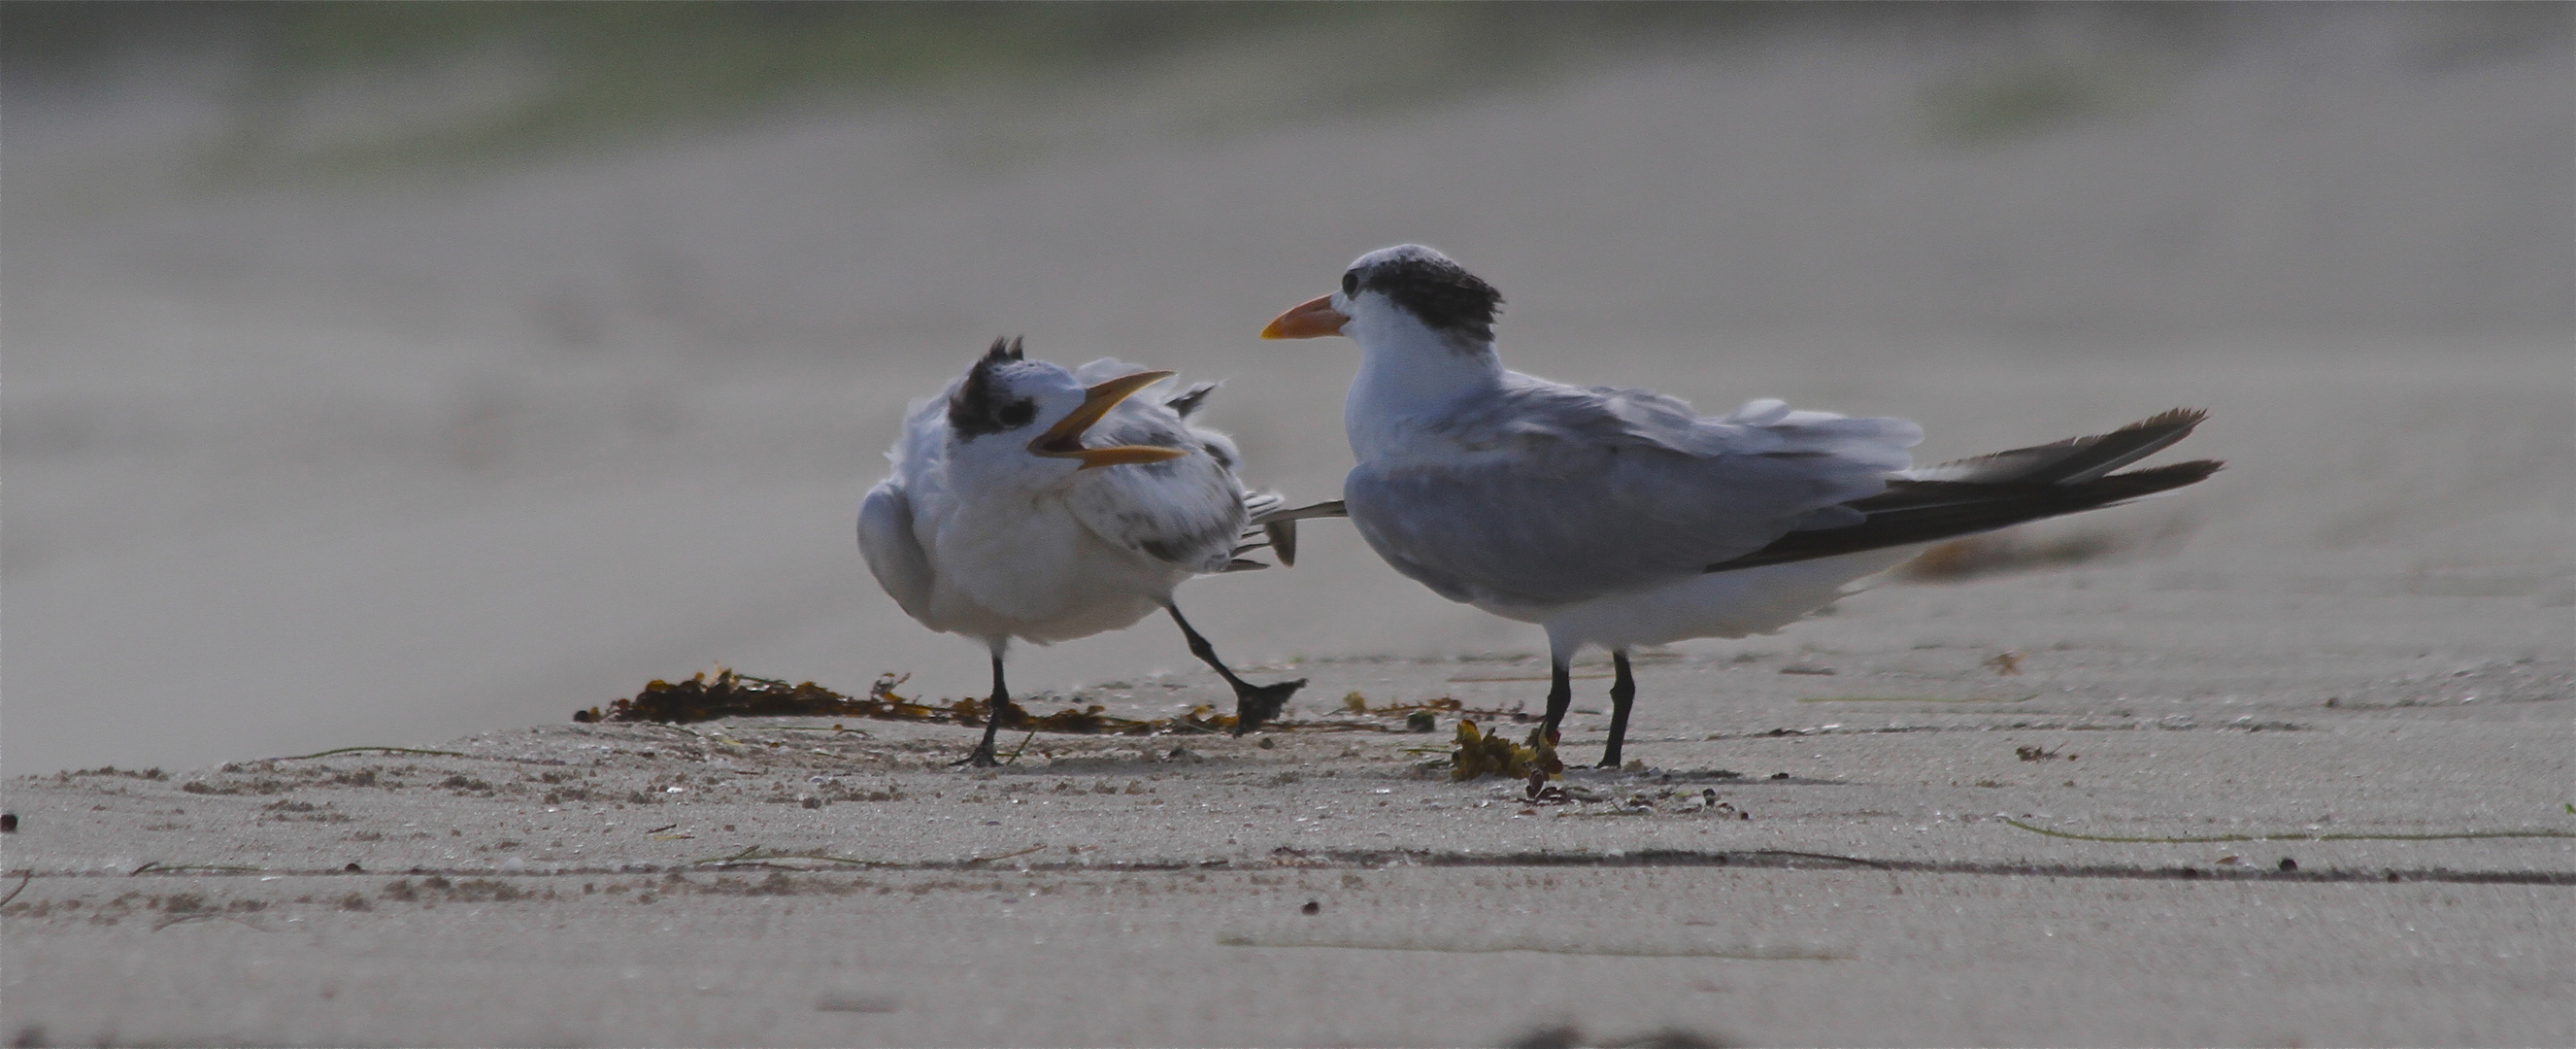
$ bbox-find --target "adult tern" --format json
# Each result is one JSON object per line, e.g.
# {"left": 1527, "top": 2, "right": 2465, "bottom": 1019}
{"left": 1263, "top": 245, "right": 2219, "bottom": 766}
{"left": 860, "top": 338, "right": 1322, "bottom": 765}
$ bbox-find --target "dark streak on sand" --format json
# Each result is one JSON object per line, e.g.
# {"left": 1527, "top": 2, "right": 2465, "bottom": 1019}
{"left": 52, "top": 851, "right": 2575, "bottom": 888}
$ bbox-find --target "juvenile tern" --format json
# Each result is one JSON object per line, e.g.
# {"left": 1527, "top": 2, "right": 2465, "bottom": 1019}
{"left": 1264, "top": 245, "right": 2220, "bottom": 766}
{"left": 860, "top": 338, "right": 1320, "bottom": 765}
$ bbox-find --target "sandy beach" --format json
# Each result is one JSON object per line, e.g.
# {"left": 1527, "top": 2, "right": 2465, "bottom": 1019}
{"left": 5, "top": 7, "right": 2571, "bottom": 1046}
{"left": 8, "top": 553, "right": 2573, "bottom": 1044}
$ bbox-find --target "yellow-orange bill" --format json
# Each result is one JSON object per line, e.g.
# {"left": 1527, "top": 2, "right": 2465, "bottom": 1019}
{"left": 1029, "top": 370, "right": 1190, "bottom": 469}
{"left": 1260, "top": 295, "right": 1350, "bottom": 340}
{"left": 1068, "top": 445, "right": 1188, "bottom": 469}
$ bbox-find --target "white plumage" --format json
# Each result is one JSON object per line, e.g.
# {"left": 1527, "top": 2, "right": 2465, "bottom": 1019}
{"left": 860, "top": 339, "right": 1312, "bottom": 764}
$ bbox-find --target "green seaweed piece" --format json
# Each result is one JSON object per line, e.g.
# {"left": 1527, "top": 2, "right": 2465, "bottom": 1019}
{"left": 1450, "top": 720, "right": 1561, "bottom": 782}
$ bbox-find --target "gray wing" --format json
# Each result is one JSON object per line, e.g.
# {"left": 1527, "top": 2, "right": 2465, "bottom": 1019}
{"left": 857, "top": 479, "right": 936, "bottom": 620}
{"left": 1068, "top": 356, "right": 1348, "bottom": 574}
{"left": 1062, "top": 363, "right": 1250, "bottom": 574}
{"left": 1345, "top": 379, "right": 1921, "bottom": 608}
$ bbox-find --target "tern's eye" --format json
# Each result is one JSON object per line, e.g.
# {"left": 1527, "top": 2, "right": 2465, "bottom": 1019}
{"left": 998, "top": 400, "right": 1036, "bottom": 427}
{"left": 1341, "top": 271, "right": 1358, "bottom": 297}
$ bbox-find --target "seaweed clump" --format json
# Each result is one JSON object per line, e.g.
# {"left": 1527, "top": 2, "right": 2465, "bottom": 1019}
{"left": 579, "top": 667, "right": 1521, "bottom": 736}
{"left": 1451, "top": 719, "right": 1562, "bottom": 782}
{"left": 577, "top": 669, "right": 927, "bottom": 725}
{"left": 578, "top": 668, "right": 1236, "bottom": 733}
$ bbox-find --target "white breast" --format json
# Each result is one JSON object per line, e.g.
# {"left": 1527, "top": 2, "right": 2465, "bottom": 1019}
{"left": 1522, "top": 547, "right": 1924, "bottom": 653}
{"left": 915, "top": 487, "right": 1185, "bottom": 646}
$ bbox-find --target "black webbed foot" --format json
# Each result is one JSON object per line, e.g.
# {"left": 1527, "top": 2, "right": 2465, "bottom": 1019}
{"left": 1230, "top": 677, "right": 1307, "bottom": 735}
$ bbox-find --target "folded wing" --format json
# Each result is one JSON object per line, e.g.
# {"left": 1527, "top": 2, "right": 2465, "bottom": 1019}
{"left": 1706, "top": 410, "right": 2221, "bottom": 573}
{"left": 1346, "top": 380, "right": 1924, "bottom": 607}
{"left": 1061, "top": 360, "right": 1255, "bottom": 575}
{"left": 857, "top": 481, "right": 936, "bottom": 621}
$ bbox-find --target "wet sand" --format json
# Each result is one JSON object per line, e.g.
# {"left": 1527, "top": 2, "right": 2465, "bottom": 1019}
{"left": 7, "top": 561, "right": 2572, "bottom": 1045}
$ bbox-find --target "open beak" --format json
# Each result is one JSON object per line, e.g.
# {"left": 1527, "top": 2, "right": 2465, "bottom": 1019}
{"left": 1029, "top": 370, "right": 1190, "bottom": 470}
{"left": 1260, "top": 294, "right": 1350, "bottom": 340}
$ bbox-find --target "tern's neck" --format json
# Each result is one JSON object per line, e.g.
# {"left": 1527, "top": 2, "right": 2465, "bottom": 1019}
{"left": 1344, "top": 321, "right": 1504, "bottom": 462}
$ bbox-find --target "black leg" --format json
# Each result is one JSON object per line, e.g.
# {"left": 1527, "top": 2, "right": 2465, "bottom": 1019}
{"left": 1539, "top": 658, "right": 1573, "bottom": 746}
{"left": 1599, "top": 650, "right": 1636, "bottom": 768}
{"left": 1166, "top": 603, "right": 1306, "bottom": 735}
{"left": 955, "top": 651, "right": 1009, "bottom": 767}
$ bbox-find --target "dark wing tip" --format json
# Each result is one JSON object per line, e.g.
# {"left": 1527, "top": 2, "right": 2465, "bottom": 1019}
{"left": 1164, "top": 382, "right": 1218, "bottom": 419}
{"left": 1920, "top": 408, "right": 2212, "bottom": 486}
{"left": 2123, "top": 407, "right": 2208, "bottom": 433}
{"left": 1707, "top": 457, "right": 2222, "bottom": 575}
{"left": 2128, "top": 457, "right": 2225, "bottom": 486}
{"left": 2049, "top": 457, "right": 2224, "bottom": 505}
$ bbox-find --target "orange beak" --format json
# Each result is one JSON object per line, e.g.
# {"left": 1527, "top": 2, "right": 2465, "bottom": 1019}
{"left": 1028, "top": 370, "right": 1190, "bottom": 470}
{"left": 1260, "top": 294, "right": 1350, "bottom": 340}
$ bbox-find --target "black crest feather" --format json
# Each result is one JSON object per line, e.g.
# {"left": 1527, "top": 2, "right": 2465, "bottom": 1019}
{"left": 1354, "top": 248, "right": 1503, "bottom": 343}
{"left": 949, "top": 336, "right": 1035, "bottom": 438}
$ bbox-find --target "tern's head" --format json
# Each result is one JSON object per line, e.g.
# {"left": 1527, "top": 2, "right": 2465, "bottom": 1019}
{"left": 1261, "top": 244, "right": 1503, "bottom": 354}
{"left": 946, "top": 337, "right": 1186, "bottom": 471}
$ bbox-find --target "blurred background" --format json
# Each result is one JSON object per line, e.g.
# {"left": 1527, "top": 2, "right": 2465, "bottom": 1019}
{"left": 5, "top": 2, "right": 2569, "bottom": 774}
